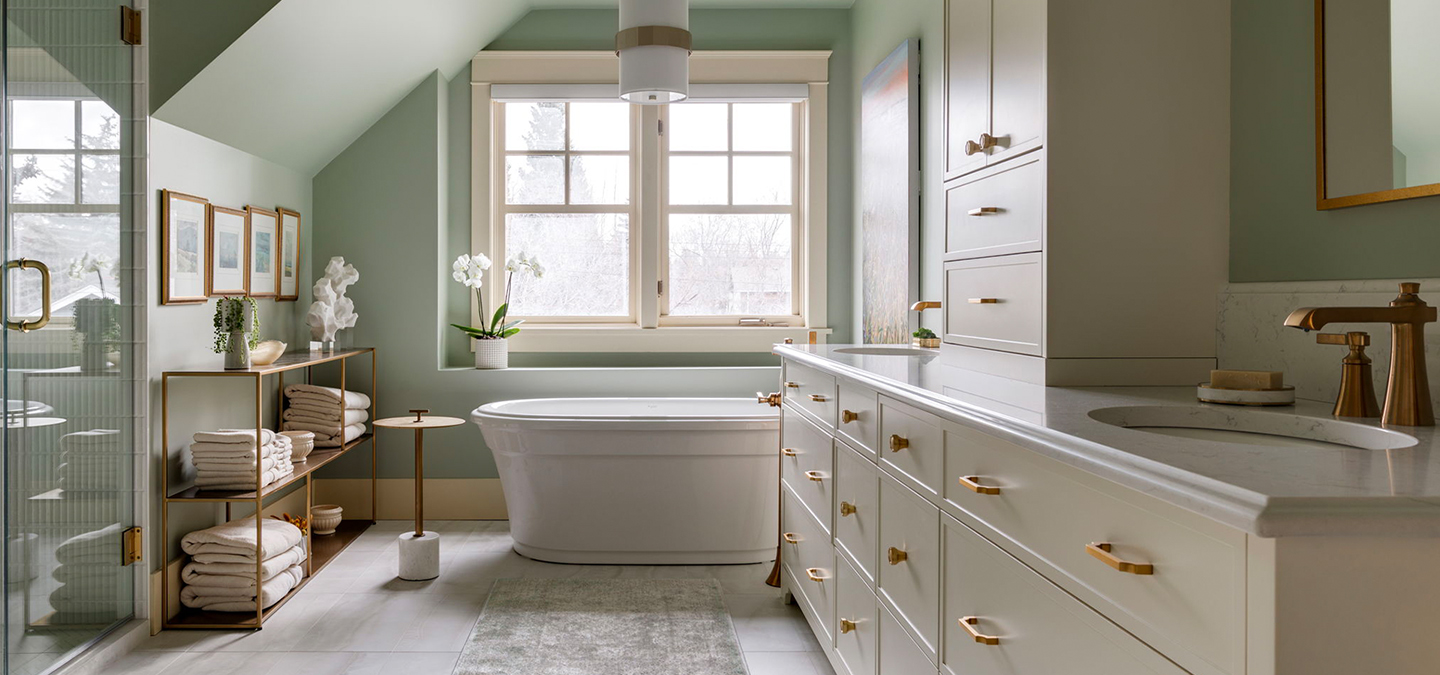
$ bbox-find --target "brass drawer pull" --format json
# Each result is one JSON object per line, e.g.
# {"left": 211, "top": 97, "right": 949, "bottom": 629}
{"left": 889, "top": 434, "right": 909, "bottom": 452}
{"left": 839, "top": 618, "right": 857, "bottom": 634}
{"left": 805, "top": 567, "right": 827, "bottom": 583}
{"left": 781, "top": 448, "right": 798, "bottom": 457}
{"left": 839, "top": 501, "right": 857, "bottom": 517}
{"left": 958, "top": 475, "right": 1000, "bottom": 495}
{"left": 887, "top": 546, "right": 908, "bottom": 565}
{"left": 967, "top": 298, "right": 999, "bottom": 304}
{"left": 808, "top": 394, "right": 828, "bottom": 402}
{"left": 1086, "top": 542, "right": 1154, "bottom": 575}
{"left": 967, "top": 206, "right": 1000, "bottom": 217}
{"left": 783, "top": 532, "right": 801, "bottom": 545}
{"left": 841, "top": 409, "right": 860, "bottom": 424}
{"left": 805, "top": 470, "right": 825, "bottom": 483}
{"left": 960, "top": 616, "right": 1000, "bottom": 646}
{"left": 785, "top": 381, "right": 801, "bottom": 388}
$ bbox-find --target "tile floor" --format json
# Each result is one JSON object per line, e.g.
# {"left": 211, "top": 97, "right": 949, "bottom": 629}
{"left": 106, "top": 521, "right": 835, "bottom": 675}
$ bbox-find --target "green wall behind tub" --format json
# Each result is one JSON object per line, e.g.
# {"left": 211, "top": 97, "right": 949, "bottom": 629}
{"left": 1230, "top": 0, "right": 1440, "bottom": 282}
{"left": 312, "top": 10, "right": 854, "bottom": 480}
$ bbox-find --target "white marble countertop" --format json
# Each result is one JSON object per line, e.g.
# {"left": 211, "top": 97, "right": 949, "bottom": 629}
{"left": 776, "top": 344, "right": 1440, "bottom": 537}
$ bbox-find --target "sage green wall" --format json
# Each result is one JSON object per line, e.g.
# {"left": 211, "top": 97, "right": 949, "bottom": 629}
{"left": 1231, "top": 0, "right": 1440, "bottom": 282}
{"left": 150, "top": 0, "right": 282, "bottom": 112}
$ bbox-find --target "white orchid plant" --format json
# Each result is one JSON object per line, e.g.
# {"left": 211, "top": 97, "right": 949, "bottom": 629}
{"left": 450, "top": 252, "right": 544, "bottom": 340}
{"left": 68, "top": 252, "right": 114, "bottom": 298}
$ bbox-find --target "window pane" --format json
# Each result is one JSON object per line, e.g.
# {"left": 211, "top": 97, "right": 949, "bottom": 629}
{"left": 81, "top": 100, "right": 120, "bottom": 150}
{"left": 13, "top": 100, "right": 75, "bottom": 149}
{"left": 668, "top": 103, "right": 728, "bottom": 151}
{"left": 668, "top": 156, "right": 728, "bottom": 205}
{"left": 570, "top": 155, "right": 629, "bottom": 204}
{"left": 505, "top": 102, "right": 565, "bottom": 151}
{"left": 733, "top": 103, "right": 792, "bottom": 151}
{"left": 668, "top": 213, "right": 792, "bottom": 316}
{"left": 732, "top": 156, "right": 792, "bottom": 205}
{"left": 569, "top": 102, "right": 629, "bottom": 151}
{"left": 81, "top": 154, "right": 120, "bottom": 204}
{"left": 12, "top": 154, "right": 76, "bottom": 204}
{"left": 506, "top": 213, "right": 630, "bottom": 316}
{"left": 11, "top": 213, "right": 120, "bottom": 317}
{"left": 505, "top": 155, "right": 564, "bottom": 204}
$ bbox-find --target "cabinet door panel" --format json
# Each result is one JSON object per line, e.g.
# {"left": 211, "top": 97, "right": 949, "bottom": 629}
{"left": 945, "top": 0, "right": 992, "bottom": 180}
{"left": 988, "top": 0, "right": 1045, "bottom": 165}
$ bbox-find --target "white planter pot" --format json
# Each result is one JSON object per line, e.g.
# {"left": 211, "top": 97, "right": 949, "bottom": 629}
{"left": 474, "top": 338, "right": 508, "bottom": 369}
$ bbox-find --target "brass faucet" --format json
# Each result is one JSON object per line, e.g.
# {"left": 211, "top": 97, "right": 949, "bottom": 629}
{"left": 1314, "top": 332, "right": 1380, "bottom": 418}
{"left": 1284, "top": 282, "right": 1436, "bottom": 426}
{"left": 911, "top": 301, "right": 942, "bottom": 311}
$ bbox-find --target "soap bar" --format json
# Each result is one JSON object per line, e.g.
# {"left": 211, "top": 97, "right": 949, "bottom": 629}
{"left": 1209, "top": 369, "right": 1284, "bottom": 390}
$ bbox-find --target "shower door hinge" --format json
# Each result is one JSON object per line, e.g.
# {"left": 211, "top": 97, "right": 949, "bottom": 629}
{"left": 657, "top": 119, "right": 664, "bottom": 136}
{"left": 120, "top": 6, "right": 142, "bottom": 45}
{"left": 657, "top": 280, "right": 664, "bottom": 296}
{"left": 121, "top": 527, "right": 143, "bottom": 565}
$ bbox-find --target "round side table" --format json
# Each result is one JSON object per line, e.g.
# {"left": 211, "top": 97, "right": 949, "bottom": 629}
{"left": 374, "top": 409, "right": 465, "bottom": 580}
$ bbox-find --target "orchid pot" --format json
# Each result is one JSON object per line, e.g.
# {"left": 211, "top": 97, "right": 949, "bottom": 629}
{"left": 449, "top": 251, "right": 543, "bottom": 370}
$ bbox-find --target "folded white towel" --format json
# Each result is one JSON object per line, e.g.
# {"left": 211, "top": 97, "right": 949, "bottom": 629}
{"left": 52, "top": 562, "right": 121, "bottom": 584}
{"left": 285, "top": 422, "right": 366, "bottom": 448}
{"left": 193, "top": 429, "right": 276, "bottom": 446}
{"left": 180, "top": 565, "right": 304, "bottom": 611}
{"left": 181, "top": 544, "right": 304, "bottom": 584}
{"left": 194, "top": 454, "right": 283, "bottom": 473}
{"left": 55, "top": 524, "right": 123, "bottom": 565}
{"left": 283, "top": 407, "right": 369, "bottom": 426}
{"left": 281, "top": 420, "right": 348, "bottom": 436}
{"left": 181, "top": 518, "right": 302, "bottom": 561}
{"left": 284, "top": 384, "right": 371, "bottom": 409}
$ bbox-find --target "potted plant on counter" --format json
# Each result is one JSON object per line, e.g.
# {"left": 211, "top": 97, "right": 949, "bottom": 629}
{"left": 912, "top": 327, "right": 940, "bottom": 349}
{"left": 213, "top": 297, "right": 260, "bottom": 369}
{"left": 450, "top": 252, "right": 543, "bottom": 369}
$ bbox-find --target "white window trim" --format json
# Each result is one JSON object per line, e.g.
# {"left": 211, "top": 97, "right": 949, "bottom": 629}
{"left": 471, "top": 50, "right": 830, "bottom": 352}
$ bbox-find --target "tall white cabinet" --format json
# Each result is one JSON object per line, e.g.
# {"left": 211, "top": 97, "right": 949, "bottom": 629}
{"left": 939, "top": 0, "right": 1230, "bottom": 385}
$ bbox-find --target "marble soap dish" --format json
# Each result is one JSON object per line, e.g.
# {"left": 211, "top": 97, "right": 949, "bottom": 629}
{"left": 1198, "top": 369, "right": 1294, "bottom": 406}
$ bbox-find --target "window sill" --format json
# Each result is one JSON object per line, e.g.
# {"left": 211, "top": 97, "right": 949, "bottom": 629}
{"left": 497, "top": 325, "right": 831, "bottom": 353}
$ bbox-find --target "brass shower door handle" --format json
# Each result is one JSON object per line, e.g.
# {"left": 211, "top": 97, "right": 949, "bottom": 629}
{"left": 5, "top": 259, "right": 52, "bottom": 332}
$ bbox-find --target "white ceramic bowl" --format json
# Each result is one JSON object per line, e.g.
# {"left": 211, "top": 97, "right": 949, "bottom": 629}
{"left": 279, "top": 430, "right": 316, "bottom": 462}
{"left": 312, "top": 504, "right": 343, "bottom": 535}
{"left": 250, "top": 340, "right": 287, "bottom": 366}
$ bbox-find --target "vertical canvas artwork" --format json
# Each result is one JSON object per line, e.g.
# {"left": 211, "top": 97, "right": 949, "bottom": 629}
{"left": 246, "top": 206, "right": 279, "bottom": 297}
{"left": 860, "top": 40, "right": 920, "bottom": 344}
{"left": 277, "top": 208, "right": 301, "bottom": 301}
{"left": 162, "top": 190, "right": 209, "bottom": 304}
{"left": 208, "top": 205, "right": 249, "bottom": 296}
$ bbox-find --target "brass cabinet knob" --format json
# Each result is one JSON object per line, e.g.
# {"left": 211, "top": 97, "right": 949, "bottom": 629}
{"left": 808, "top": 394, "right": 828, "bottom": 402}
{"left": 889, "top": 434, "right": 909, "bottom": 452}
{"left": 887, "top": 546, "right": 908, "bottom": 565}
{"left": 783, "top": 337, "right": 794, "bottom": 344}
{"left": 841, "top": 409, "right": 860, "bottom": 424}
{"left": 756, "top": 391, "right": 782, "bottom": 408}
{"left": 839, "top": 618, "right": 858, "bottom": 634}
{"left": 839, "top": 501, "right": 857, "bottom": 517}
{"left": 960, "top": 616, "right": 1001, "bottom": 645}
{"left": 782, "top": 532, "right": 801, "bottom": 545}
{"left": 805, "top": 470, "right": 825, "bottom": 483}
{"left": 784, "top": 381, "right": 801, "bottom": 389}
{"left": 805, "top": 567, "right": 827, "bottom": 583}
{"left": 958, "top": 475, "right": 1001, "bottom": 495}
{"left": 781, "top": 448, "right": 798, "bottom": 457}
{"left": 967, "top": 207, "right": 1000, "bottom": 217}
{"left": 964, "top": 139, "right": 983, "bottom": 156}
{"left": 1086, "top": 542, "right": 1154, "bottom": 575}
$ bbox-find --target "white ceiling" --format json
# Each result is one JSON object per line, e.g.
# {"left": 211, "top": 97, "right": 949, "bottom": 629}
{"left": 153, "top": 0, "right": 855, "bottom": 176}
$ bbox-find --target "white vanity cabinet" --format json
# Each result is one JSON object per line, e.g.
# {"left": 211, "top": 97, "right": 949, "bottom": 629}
{"left": 943, "top": 0, "right": 1045, "bottom": 181}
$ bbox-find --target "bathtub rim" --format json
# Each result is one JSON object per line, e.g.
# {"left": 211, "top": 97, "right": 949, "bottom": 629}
{"left": 471, "top": 397, "right": 780, "bottom": 432}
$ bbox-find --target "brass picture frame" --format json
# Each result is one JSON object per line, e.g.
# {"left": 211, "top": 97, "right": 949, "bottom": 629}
{"left": 207, "top": 205, "right": 249, "bottom": 296}
{"left": 161, "top": 189, "right": 209, "bottom": 304}
{"left": 246, "top": 205, "right": 280, "bottom": 298}
{"left": 276, "top": 207, "right": 302, "bottom": 301}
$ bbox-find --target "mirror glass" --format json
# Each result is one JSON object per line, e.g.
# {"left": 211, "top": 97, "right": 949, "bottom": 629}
{"left": 1320, "top": 0, "right": 1440, "bottom": 205}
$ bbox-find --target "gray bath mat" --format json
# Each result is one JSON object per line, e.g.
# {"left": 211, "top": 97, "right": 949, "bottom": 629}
{"left": 455, "top": 578, "right": 746, "bottom": 675}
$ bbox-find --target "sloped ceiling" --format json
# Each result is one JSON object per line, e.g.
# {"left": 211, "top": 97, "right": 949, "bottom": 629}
{"left": 153, "top": 0, "right": 855, "bottom": 176}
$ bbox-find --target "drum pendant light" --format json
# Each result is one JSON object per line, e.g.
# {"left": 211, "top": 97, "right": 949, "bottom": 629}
{"left": 616, "top": 0, "right": 691, "bottom": 104}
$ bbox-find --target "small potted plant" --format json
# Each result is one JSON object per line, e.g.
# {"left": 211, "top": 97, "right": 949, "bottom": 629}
{"left": 450, "top": 252, "right": 543, "bottom": 369}
{"left": 69, "top": 253, "right": 120, "bottom": 372}
{"left": 912, "top": 327, "right": 940, "bottom": 349}
{"left": 213, "top": 297, "right": 260, "bottom": 369}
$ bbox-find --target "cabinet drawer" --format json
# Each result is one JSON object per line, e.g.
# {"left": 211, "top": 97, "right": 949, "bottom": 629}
{"left": 880, "top": 603, "right": 938, "bottom": 675}
{"left": 943, "top": 253, "right": 1042, "bottom": 356}
{"left": 878, "top": 473, "right": 941, "bottom": 662}
{"left": 781, "top": 410, "right": 834, "bottom": 534}
{"left": 878, "top": 397, "right": 945, "bottom": 497}
{"left": 834, "top": 442, "right": 880, "bottom": 587}
{"left": 782, "top": 486, "right": 836, "bottom": 643}
{"left": 835, "top": 555, "right": 878, "bottom": 675}
{"left": 945, "top": 157, "right": 1042, "bottom": 260}
{"left": 941, "top": 514, "right": 1186, "bottom": 675}
{"left": 943, "top": 423, "right": 1244, "bottom": 674}
{"left": 784, "top": 361, "right": 837, "bottom": 428}
{"left": 836, "top": 381, "right": 878, "bottom": 459}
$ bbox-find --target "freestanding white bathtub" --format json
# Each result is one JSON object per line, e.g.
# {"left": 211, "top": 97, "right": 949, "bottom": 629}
{"left": 471, "top": 398, "right": 779, "bottom": 565}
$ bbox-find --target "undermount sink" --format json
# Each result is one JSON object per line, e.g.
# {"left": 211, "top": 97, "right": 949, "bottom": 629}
{"left": 1088, "top": 405, "right": 1417, "bottom": 451}
{"left": 834, "top": 346, "right": 938, "bottom": 357}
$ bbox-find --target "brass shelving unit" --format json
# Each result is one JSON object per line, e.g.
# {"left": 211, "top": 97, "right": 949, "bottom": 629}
{"left": 160, "top": 348, "right": 378, "bottom": 630}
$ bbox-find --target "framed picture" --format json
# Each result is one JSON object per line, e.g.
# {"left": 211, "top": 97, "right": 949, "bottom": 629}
{"left": 277, "top": 207, "right": 302, "bottom": 301}
{"left": 207, "top": 205, "right": 249, "bottom": 296}
{"left": 162, "top": 189, "right": 209, "bottom": 304}
{"left": 246, "top": 206, "right": 279, "bottom": 297}
{"left": 860, "top": 40, "right": 921, "bottom": 344}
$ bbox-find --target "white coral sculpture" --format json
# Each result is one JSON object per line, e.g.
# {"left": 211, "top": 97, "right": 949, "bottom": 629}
{"left": 306, "top": 257, "right": 359, "bottom": 342}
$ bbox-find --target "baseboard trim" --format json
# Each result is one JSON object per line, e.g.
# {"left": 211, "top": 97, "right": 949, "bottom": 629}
{"left": 314, "top": 478, "right": 508, "bottom": 521}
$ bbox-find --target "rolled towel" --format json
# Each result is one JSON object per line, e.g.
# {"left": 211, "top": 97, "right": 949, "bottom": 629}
{"left": 181, "top": 518, "right": 302, "bottom": 561}
{"left": 182, "top": 544, "right": 304, "bottom": 586}
{"left": 283, "top": 384, "right": 371, "bottom": 409}
{"left": 180, "top": 565, "right": 304, "bottom": 611}
{"left": 55, "top": 524, "right": 123, "bottom": 565}
{"left": 283, "top": 407, "right": 369, "bottom": 426}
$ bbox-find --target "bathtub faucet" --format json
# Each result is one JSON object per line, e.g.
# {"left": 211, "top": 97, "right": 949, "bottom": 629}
{"left": 757, "top": 391, "right": 782, "bottom": 408}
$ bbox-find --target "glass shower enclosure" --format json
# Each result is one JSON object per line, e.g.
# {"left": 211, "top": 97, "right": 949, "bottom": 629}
{"left": 3, "top": 1, "right": 142, "bottom": 673}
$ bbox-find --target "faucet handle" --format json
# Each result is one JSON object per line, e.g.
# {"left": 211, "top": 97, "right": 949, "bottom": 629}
{"left": 1317, "top": 332, "right": 1369, "bottom": 348}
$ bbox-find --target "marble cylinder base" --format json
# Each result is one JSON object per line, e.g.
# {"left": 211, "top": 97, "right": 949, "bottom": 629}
{"left": 398, "top": 531, "right": 440, "bottom": 581}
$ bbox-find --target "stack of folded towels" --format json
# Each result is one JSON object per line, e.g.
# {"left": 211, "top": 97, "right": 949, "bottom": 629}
{"left": 49, "top": 523, "right": 127, "bottom": 624}
{"left": 56, "top": 429, "right": 124, "bottom": 496}
{"left": 190, "top": 429, "right": 293, "bottom": 491}
{"left": 180, "top": 518, "right": 305, "bottom": 612}
{"left": 281, "top": 384, "right": 370, "bottom": 448}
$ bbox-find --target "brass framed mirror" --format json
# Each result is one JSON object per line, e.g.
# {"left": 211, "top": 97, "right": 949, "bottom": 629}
{"left": 1315, "top": 0, "right": 1440, "bottom": 209}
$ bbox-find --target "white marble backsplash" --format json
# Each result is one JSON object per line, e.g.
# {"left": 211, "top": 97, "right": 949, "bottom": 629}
{"left": 1217, "top": 278, "right": 1440, "bottom": 417}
